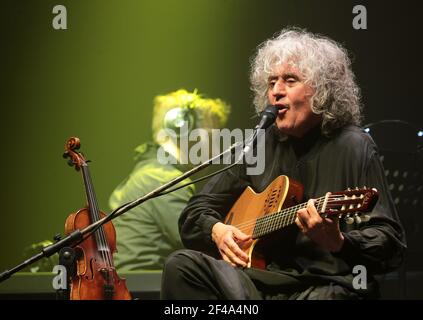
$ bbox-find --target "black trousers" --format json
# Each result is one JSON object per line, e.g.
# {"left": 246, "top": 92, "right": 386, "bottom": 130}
{"left": 161, "top": 249, "right": 360, "bottom": 300}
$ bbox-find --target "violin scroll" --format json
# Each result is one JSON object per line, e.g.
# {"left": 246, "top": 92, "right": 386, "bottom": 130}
{"left": 63, "top": 137, "right": 87, "bottom": 171}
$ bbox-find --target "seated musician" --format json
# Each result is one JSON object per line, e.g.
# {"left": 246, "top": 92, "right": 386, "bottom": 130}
{"left": 109, "top": 89, "right": 230, "bottom": 271}
{"left": 160, "top": 28, "right": 406, "bottom": 299}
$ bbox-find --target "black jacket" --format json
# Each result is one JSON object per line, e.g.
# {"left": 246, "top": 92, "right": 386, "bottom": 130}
{"left": 178, "top": 125, "right": 406, "bottom": 296}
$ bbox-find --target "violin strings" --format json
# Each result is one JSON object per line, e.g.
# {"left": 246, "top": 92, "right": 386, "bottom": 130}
{"left": 84, "top": 167, "right": 108, "bottom": 265}
{"left": 83, "top": 165, "right": 113, "bottom": 268}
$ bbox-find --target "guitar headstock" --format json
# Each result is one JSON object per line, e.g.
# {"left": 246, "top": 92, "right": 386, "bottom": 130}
{"left": 323, "top": 187, "right": 379, "bottom": 224}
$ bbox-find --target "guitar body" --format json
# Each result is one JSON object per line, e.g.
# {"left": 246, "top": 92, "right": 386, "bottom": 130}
{"left": 223, "top": 175, "right": 377, "bottom": 270}
{"left": 224, "top": 175, "right": 304, "bottom": 269}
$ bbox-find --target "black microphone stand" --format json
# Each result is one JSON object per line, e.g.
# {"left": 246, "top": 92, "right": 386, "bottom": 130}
{"left": 0, "top": 139, "right": 245, "bottom": 284}
{"left": 0, "top": 105, "right": 278, "bottom": 286}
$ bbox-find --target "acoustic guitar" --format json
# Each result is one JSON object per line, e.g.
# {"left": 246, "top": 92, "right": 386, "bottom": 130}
{"left": 223, "top": 175, "right": 379, "bottom": 269}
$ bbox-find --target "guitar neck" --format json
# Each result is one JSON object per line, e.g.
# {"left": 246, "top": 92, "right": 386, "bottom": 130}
{"left": 252, "top": 195, "right": 327, "bottom": 239}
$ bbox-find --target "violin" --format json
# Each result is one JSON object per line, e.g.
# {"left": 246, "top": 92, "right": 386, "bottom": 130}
{"left": 63, "top": 137, "right": 131, "bottom": 300}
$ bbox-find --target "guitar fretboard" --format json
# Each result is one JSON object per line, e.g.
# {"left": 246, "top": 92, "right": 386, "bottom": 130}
{"left": 252, "top": 195, "right": 327, "bottom": 238}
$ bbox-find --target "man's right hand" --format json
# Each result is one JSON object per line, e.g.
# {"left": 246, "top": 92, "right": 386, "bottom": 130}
{"left": 211, "top": 222, "right": 252, "bottom": 267}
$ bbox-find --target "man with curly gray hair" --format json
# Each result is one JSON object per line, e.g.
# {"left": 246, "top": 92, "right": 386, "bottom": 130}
{"left": 161, "top": 28, "right": 406, "bottom": 300}
{"left": 250, "top": 28, "right": 362, "bottom": 137}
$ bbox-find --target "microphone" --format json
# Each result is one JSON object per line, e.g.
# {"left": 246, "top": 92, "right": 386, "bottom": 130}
{"left": 255, "top": 105, "right": 278, "bottom": 130}
{"left": 237, "top": 105, "right": 278, "bottom": 162}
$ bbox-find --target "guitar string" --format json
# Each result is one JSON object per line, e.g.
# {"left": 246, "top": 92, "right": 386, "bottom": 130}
{"left": 232, "top": 195, "right": 330, "bottom": 230}
{"left": 234, "top": 196, "right": 327, "bottom": 234}
{"left": 232, "top": 195, "right": 363, "bottom": 236}
{"left": 240, "top": 197, "right": 364, "bottom": 237}
{"left": 252, "top": 197, "right": 326, "bottom": 237}
{"left": 238, "top": 197, "right": 357, "bottom": 236}
{"left": 232, "top": 194, "right": 361, "bottom": 231}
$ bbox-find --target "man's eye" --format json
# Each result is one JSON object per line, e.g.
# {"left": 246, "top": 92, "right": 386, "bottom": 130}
{"left": 286, "top": 78, "right": 297, "bottom": 83}
{"left": 268, "top": 81, "right": 276, "bottom": 87}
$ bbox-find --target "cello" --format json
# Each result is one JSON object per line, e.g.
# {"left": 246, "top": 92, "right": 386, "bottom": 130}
{"left": 63, "top": 137, "right": 131, "bottom": 300}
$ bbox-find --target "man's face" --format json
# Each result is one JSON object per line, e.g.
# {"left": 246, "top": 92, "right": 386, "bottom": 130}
{"left": 267, "top": 63, "right": 321, "bottom": 137}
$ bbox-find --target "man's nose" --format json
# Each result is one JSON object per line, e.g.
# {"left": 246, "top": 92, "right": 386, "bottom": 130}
{"left": 271, "top": 80, "right": 286, "bottom": 101}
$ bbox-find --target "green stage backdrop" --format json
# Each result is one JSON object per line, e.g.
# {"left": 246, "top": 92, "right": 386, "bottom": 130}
{"left": 0, "top": 0, "right": 421, "bottom": 273}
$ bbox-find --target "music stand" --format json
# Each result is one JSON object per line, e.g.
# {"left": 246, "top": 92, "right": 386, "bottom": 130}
{"left": 364, "top": 120, "right": 423, "bottom": 299}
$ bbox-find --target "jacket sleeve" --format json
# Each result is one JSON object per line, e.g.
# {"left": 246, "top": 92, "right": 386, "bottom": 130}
{"left": 333, "top": 146, "right": 407, "bottom": 274}
{"left": 179, "top": 164, "right": 250, "bottom": 256}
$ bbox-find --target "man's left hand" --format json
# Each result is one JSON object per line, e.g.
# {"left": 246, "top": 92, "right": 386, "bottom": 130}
{"left": 295, "top": 197, "right": 344, "bottom": 252}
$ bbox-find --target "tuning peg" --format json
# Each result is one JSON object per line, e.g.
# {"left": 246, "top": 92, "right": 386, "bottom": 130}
{"left": 67, "top": 159, "right": 74, "bottom": 167}
{"left": 362, "top": 215, "right": 371, "bottom": 222}
{"left": 345, "top": 215, "right": 354, "bottom": 225}
{"left": 354, "top": 214, "right": 362, "bottom": 224}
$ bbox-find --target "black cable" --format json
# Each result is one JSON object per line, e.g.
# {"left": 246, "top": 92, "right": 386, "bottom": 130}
{"left": 364, "top": 119, "right": 420, "bottom": 131}
{"left": 80, "top": 118, "right": 269, "bottom": 243}
{"left": 156, "top": 161, "right": 239, "bottom": 196}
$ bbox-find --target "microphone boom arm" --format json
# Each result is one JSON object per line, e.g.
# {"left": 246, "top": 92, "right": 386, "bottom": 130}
{"left": 0, "top": 105, "right": 278, "bottom": 283}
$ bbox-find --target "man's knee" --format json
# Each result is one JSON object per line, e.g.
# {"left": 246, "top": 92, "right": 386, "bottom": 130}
{"left": 161, "top": 249, "right": 205, "bottom": 299}
{"left": 163, "top": 249, "right": 199, "bottom": 276}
